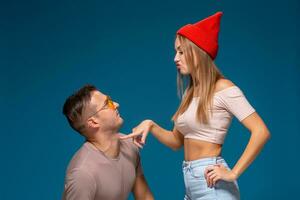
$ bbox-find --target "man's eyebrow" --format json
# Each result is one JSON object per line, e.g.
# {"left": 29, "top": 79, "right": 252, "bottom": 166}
{"left": 97, "top": 96, "right": 107, "bottom": 109}
{"left": 102, "top": 97, "right": 108, "bottom": 107}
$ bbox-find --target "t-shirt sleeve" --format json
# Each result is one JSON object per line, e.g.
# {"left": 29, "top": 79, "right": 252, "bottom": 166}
{"left": 135, "top": 151, "right": 144, "bottom": 176}
{"left": 219, "top": 86, "right": 256, "bottom": 121}
{"left": 121, "top": 135, "right": 144, "bottom": 177}
{"left": 62, "top": 168, "right": 96, "bottom": 200}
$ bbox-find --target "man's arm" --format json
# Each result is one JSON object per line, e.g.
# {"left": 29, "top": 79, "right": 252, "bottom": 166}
{"left": 132, "top": 147, "right": 154, "bottom": 200}
{"left": 132, "top": 174, "right": 154, "bottom": 200}
{"left": 62, "top": 169, "right": 96, "bottom": 200}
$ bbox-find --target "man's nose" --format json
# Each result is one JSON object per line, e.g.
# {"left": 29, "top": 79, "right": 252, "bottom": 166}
{"left": 113, "top": 102, "right": 119, "bottom": 109}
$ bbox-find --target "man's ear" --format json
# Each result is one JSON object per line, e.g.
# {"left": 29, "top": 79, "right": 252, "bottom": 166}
{"left": 86, "top": 117, "right": 100, "bottom": 129}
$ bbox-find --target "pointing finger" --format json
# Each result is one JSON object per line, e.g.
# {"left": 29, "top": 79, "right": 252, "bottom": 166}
{"left": 119, "top": 132, "right": 138, "bottom": 140}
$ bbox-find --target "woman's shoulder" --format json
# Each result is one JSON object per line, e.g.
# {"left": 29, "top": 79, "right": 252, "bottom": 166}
{"left": 214, "top": 79, "right": 236, "bottom": 93}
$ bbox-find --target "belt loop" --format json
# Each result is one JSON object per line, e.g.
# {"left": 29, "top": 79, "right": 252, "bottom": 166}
{"left": 184, "top": 162, "right": 192, "bottom": 174}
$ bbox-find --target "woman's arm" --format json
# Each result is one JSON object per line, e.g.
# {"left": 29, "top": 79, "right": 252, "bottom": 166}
{"left": 230, "top": 112, "right": 270, "bottom": 177}
{"left": 120, "top": 120, "right": 184, "bottom": 151}
{"left": 149, "top": 120, "right": 184, "bottom": 151}
{"left": 205, "top": 112, "right": 271, "bottom": 187}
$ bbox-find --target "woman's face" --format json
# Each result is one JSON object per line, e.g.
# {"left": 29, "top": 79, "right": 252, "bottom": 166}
{"left": 174, "top": 37, "right": 190, "bottom": 75}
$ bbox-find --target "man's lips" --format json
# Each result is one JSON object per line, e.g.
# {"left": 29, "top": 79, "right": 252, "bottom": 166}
{"left": 116, "top": 109, "right": 120, "bottom": 117}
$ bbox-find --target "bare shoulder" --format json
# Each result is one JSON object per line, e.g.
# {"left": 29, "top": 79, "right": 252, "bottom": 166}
{"left": 215, "top": 79, "right": 235, "bottom": 92}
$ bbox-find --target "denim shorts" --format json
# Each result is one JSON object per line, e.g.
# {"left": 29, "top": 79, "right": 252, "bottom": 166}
{"left": 182, "top": 157, "right": 240, "bottom": 200}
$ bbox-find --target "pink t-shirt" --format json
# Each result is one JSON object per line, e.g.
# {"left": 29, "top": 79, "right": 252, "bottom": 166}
{"left": 62, "top": 135, "right": 143, "bottom": 200}
{"left": 175, "top": 86, "right": 255, "bottom": 144}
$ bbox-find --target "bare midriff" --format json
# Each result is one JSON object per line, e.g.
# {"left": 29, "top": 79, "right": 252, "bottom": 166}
{"left": 184, "top": 138, "right": 222, "bottom": 161}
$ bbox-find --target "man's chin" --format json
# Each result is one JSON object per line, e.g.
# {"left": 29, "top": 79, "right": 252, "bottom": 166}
{"left": 118, "top": 118, "right": 124, "bottom": 126}
{"left": 115, "top": 118, "right": 124, "bottom": 130}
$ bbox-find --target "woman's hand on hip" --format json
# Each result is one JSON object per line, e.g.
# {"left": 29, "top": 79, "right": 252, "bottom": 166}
{"left": 119, "top": 120, "right": 153, "bottom": 148}
{"left": 204, "top": 164, "right": 238, "bottom": 188}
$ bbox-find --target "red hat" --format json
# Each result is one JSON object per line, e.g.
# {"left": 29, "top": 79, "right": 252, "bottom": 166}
{"left": 177, "top": 12, "right": 223, "bottom": 60}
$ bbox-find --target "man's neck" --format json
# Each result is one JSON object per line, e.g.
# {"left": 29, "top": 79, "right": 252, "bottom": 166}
{"left": 87, "top": 130, "right": 120, "bottom": 159}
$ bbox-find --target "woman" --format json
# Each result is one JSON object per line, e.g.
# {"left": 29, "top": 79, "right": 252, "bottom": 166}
{"left": 121, "top": 12, "right": 270, "bottom": 200}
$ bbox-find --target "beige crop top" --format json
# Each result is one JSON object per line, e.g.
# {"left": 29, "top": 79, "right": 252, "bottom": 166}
{"left": 174, "top": 86, "right": 255, "bottom": 144}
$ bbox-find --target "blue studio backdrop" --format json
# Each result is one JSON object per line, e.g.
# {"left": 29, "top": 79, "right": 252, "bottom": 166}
{"left": 0, "top": 0, "right": 299, "bottom": 199}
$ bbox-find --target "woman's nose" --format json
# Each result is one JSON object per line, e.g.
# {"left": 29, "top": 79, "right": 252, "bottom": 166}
{"left": 174, "top": 53, "right": 179, "bottom": 63}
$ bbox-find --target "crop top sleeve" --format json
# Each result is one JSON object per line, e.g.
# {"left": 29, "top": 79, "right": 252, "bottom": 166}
{"left": 216, "top": 86, "right": 256, "bottom": 121}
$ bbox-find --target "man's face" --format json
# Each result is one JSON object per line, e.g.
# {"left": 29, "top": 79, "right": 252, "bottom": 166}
{"left": 86, "top": 90, "right": 123, "bottom": 132}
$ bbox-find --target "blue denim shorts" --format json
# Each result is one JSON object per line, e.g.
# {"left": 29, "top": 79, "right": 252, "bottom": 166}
{"left": 182, "top": 157, "right": 240, "bottom": 200}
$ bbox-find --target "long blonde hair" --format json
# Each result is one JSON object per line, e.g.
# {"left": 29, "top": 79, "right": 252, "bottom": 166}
{"left": 172, "top": 35, "right": 224, "bottom": 124}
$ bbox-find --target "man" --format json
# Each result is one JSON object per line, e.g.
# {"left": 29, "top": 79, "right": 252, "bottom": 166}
{"left": 62, "top": 84, "right": 154, "bottom": 200}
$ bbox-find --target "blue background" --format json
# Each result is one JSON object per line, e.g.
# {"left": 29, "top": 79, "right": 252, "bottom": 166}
{"left": 0, "top": 0, "right": 299, "bottom": 199}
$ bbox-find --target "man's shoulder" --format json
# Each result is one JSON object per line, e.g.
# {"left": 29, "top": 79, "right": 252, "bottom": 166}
{"left": 119, "top": 133, "right": 135, "bottom": 146}
{"left": 66, "top": 166, "right": 93, "bottom": 179}
{"left": 118, "top": 133, "right": 140, "bottom": 153}
{"left": 66, "top": 143, "right": 98, "bottom": 172}
{"left": 63, "top": 165, "right": 96, "bottom": 199}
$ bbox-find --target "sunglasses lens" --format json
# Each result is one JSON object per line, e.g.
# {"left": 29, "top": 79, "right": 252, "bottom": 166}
{"left": 107, "top": 99, "right": 115, "bottom": 109}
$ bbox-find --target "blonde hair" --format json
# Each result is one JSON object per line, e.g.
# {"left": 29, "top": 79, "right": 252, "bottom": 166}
{"left": 172, "top": 35, "right": 224, "bottom": 124}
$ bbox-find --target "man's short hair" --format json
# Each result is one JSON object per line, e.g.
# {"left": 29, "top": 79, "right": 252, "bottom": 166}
{"left": 62, "top": 84, "right": 97, "bottom": 134}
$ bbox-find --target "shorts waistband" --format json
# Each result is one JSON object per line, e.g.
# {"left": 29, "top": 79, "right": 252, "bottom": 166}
{"left": 182, "top": 156, "right": 225, "bottom": 167}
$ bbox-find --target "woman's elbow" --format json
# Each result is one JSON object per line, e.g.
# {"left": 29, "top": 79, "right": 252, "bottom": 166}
{"left": 252, "top": 126, "right": 271, "bottom": 142}
{"left": 266, "top": 129, "right": 271, "bottom": 140}
{"left": 261, "top": 123, "right": 271, "bottom": 139}
{"left": 265, "top": 129, "right": 271, "bottom": 140}
{"left": 170, "top": 143, "right": 183, "bottom": 151}
{"left": 259, "top": 127, "right": 271, "bottom": 142}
